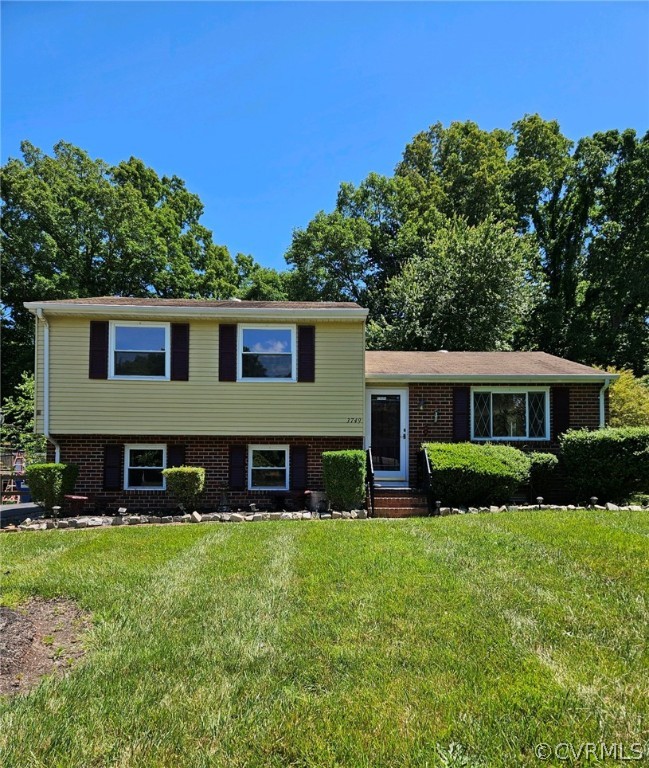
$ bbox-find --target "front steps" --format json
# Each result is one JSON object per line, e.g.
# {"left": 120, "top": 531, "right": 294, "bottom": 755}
{"left": 372, "top": 487, "right": 429, "bottom": 518}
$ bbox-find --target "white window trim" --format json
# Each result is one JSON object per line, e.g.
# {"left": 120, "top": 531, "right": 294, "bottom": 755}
{"left": 108, "top": 320, "right": 170, "bottom": 381}
{"left": 236, "top": 324, "right": 297, "bottom": 383}
{"left": 470, "top": 387, "right": 550, "bottom": 441}
{"left": 124, "top": 444, "right": 167, "bottom": 491}
{"left": 248, "top": 444, "right": 290, "bottom": 491}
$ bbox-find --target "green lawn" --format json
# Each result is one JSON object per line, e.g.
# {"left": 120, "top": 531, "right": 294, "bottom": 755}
{"left": 1, "top": 511, "right": 648, "bottom": 767}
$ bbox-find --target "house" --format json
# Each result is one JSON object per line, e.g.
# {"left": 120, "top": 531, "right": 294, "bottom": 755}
{"left": 25, "top": 297, "right": 616, "bottom": 512}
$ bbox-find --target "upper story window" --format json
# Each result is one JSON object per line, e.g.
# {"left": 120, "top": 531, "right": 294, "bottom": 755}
{"left": 237, "top": 325, "right": 296, "bottom": 382}
{"left": 471, "top": 388, "right": 549, "bottom": 441}
{"left": 109, "top": 322, "right": 170, "bottom": 380}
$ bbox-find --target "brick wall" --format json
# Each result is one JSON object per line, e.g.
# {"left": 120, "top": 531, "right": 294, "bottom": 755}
{"left": 49, "top": 434, "right": 363, "bottom": 512}
{"left": 407, "top": 382, "right": 604, "bottom": 487}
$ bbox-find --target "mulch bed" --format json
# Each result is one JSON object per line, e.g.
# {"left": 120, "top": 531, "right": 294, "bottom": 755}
{"left": 0, "top": 597, "right": 90, "bottom": 696}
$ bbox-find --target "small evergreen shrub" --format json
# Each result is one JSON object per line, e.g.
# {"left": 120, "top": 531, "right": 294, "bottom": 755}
{"left": 24, "top": 462, "right": 79, "bottom": 511}
{"left": 423, "top": 443, "right": 530, "bottom": 506}
{"left": 528, "top": 452, "right": 559, "bottom": 495}
{"left": 322, "top": 450, "right": 366, "bottom": 510}
{"left": 161, "top": 466, "right": 206, "bottom": 511}
{"left": 560, "top": 427, "right": 649, "bottom": 503}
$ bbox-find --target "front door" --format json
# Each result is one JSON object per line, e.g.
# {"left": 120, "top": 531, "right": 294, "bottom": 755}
{"left": 366, "top": 389, "right": 408, "bottom": 484}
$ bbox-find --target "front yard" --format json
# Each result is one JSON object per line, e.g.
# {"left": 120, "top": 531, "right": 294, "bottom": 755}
{"left": 1, "top": 510, "right": 648, "bottom": 767}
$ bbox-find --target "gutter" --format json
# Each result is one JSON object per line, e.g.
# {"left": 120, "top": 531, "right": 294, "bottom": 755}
{"left": 599, "top": 376, "right": 613, "bottom": 428}
{"left": 24, "top": 302, "right": 369, "bottom": 321}
{"left": 36, "top": 309, "right": 61, "bottom": 463}
{"left": 365, "top": 373, "right": 618, "bottom": 385}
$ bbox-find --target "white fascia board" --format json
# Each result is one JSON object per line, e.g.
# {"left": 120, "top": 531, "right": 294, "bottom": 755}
{"left": 24, "top": 302, "right": 369, "bottom": 321}
{"left": 365, "top": 373, "right": 619, "bottom": 384}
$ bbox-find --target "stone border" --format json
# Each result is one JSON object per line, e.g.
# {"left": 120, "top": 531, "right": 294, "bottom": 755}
{"left": 3, "top": 502, "right": 646, "bottom": 533}
{"left": 435, "top": 502, "right": 647, "bottom": 516}
{"left": 3, "top": 508, "right": 369, "bottom": 532}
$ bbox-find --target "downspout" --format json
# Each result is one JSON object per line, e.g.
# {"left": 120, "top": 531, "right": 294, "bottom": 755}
{"left": 599, "top": 377, "right": 612, "bottom": 429}
{"left": 36, "top": 309, "right": 61, "bottom": 463}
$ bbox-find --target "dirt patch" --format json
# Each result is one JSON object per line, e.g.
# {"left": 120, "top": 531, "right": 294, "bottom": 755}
{"left": 0, "top": 597, "right": 91, "bottom": 696}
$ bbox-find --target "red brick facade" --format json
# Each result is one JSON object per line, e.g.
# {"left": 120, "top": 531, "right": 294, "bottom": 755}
{"left": 47, "top": 384, "right": 605, "bottom": 511}
{"left": 407, "top": 382, "right": 605, "bottom": 487}
{"left": 49, "top": 434, "right": 363, "bottom": 512}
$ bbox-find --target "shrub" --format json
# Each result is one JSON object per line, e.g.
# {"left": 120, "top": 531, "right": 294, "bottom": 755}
{"left": 161, "top": 466, "right": 206, "bottom": 511}
{"left": 607, "top": 368, "right": 649, "bottom": 427}
{"left": 528, "top": 452, "right": 559, "bottom": 496}
{"left": 24, "top": 462, "right": 79, "bottom": 512}
{"left": 322, "top": 450, "right": 366, "bottom": 510}
{"left": 423, "top": 443, "right": 530, "bottom": 506}
{"left": 560, "top": 427, "right": 649, "bottom": 503}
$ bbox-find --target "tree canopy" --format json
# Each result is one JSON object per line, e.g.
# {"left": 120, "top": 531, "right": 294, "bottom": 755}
{"left": 286, "top": 116, "right": 649, "bottom": 373}
{"left": 1, "top": 141, "right": 264, "bottom": 395}
{"left": 2, "top": 117, "right": 648, "bottom": 406}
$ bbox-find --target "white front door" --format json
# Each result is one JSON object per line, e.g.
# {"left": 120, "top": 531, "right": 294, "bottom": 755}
{"left": 366, "top": 388, "right": 409, "bottom": 484}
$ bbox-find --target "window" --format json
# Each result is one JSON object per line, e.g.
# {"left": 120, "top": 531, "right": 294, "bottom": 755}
{"left": 109, "top": 322, "right": 169, "bottom": 379}
{"left": 124, "top": 445, "right": 166, "bottom": 490}
{"left": 238, "top": 325, "right": 295, "bottom": 381}
{"left": 471, "top": 388, "right": 549, "bottom": 441}
{"left": 248, "top": 445, "right": 289, "bottom": 490}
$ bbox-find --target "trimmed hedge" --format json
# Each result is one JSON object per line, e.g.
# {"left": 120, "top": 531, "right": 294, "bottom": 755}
{"left": 560, "top": 427, "right": 649, "bottom": 502}
{"left": 161, "top": 466, "right": 206, "bottom": 511}
{"left": 24, "top": 463, "right": 79, "bottom": 512}
{"left": 322, "top": 450, "right": 366, "bottom": 510}
{"left": 423, "top": 443, "right": 530, "bottom": 506}
{"left": 528, "top": 452, "right": 559, "bottom": 496}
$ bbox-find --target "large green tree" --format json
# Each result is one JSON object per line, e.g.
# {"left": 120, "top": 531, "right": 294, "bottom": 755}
{"left": 285, "top": 116, "right": 649, "bottom": 373}
{"left": 1, "top": 141, "right": 247, "bottom": 396}
{"left": 368, "top": 217, "right": 535, "bottom": 351}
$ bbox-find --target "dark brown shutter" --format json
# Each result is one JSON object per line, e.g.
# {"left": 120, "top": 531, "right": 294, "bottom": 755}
{"left": 219, "top": 324, "right": 237, "bottom": 382}
{"left": 89, "top": 321, "right": 109, "bottom": 379}
{"left": 167, "top": 444, "right": 186, "bottom": 468}
{"left": 297, "top": 325, "right": 315, "bottom": 382}
{"left": 229, "top": 445, "right": 246, "bottom": 490}
{"left": 453, "top": 386, "right": 471, "bottom": 441}
{"left": 170, "top": 324, "right": 190, "bottom": 381}
{"left": 552, "top": 387, "right": 570, "bottom": 439}
{"left": 290, "top": 445, "right": 308, "bottom": 490}
{"left": 103, "top": 444, "right": 122, "bottom": 491}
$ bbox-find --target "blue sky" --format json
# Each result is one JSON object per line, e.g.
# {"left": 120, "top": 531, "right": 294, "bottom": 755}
{"left": 2, "top": 1, "right": 648, "bottom": 271}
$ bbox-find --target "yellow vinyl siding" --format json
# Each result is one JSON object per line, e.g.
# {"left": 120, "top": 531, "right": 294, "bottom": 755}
{"left": 46, "top": 317, "right": 365, "bottom": 436}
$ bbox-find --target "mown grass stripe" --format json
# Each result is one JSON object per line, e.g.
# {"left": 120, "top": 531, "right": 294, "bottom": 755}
{"left": 0, "top": 513, "right": 647, "bottom": 768}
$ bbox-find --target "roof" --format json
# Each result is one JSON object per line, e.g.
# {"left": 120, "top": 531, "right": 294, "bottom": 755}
{"left": 26, "top": 296, "right": 362, "bottom": 310}
{"left": 365, "top": 351, "right": 613, "bottom": 382}
{"left": 24, "top": 296, "right": 368, "bottom": 321}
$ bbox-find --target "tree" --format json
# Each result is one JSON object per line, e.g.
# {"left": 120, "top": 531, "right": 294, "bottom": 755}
{"left": 285, "top": 211, "right": 373, "bottom": 302}
{"left": 286, "top": 116, "right": 649, "bottom": 373}
{"left": 367, "top": 218, "right": 535, "bottom": 351}
{"left": 235, "top": 254, "right": 289, "bottom": 301}
{"left": 1, "top": 372, "right": 46, "bottom": 461}
{"left": 608, "top": 368, "right": 649, "bottom": 427}
{"left": 1, "top": 142, "right": 241, "bottom": 397}
{"left": 578, "top": 131, "right": 649, "bottom": 374}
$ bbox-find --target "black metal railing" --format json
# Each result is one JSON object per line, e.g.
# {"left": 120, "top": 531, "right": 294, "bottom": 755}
{"left": 418, "top": 448, "right": 436, "bottom": 515}
{"left": 365, "top": 448, "right": 375, "bottom": 518}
